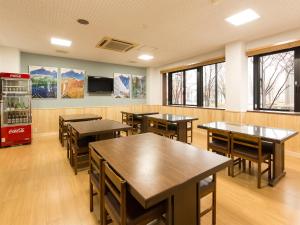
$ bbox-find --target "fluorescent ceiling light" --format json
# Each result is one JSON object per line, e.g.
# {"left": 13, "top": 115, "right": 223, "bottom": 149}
{"left": 138, "top": 54, "right": 154, "bottom": 61}
{"left": 51, "top": 37, "right": 72, "bottom": 47}
{"left": 225, "top": 9, "right": 260, "bottom": 26}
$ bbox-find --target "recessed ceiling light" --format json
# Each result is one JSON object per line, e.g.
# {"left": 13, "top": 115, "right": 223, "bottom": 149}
{"left": 77, "top": 19, "right": 89, "bottom": 25}
{"left": 225, "top": 9, "right": 260, "bottom": 26}
{"left": 138, "top": 54, "right": 154, "bottom": 61}
{"left": 51, "top": 37, "right": 72, "bottom": 47}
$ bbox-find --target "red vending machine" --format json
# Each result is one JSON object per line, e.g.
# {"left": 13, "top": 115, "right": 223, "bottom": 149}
{"left": 0, "top": 72, "right": 32, "bottom": 147}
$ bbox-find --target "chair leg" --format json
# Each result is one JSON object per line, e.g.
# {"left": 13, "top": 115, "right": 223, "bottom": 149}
{"left": 74, "top": 152, "right": 78, "bottom": 175}
{"left": 231, "top": 156, "right": 235, "bottom": 177}
{"left": 268, "top": 158, "right": 272, "bottom": 183}
{"left": 242, "top": 159, "right": 246, "bottom": 172}
{"left": 90, "top": 182, "right": 93, "bottom": 212}
{"left": 257, "top": 161, "right": 261, "bottom": 188}
{"left": 248, "top": 161, "right": 252, "bottom": 174}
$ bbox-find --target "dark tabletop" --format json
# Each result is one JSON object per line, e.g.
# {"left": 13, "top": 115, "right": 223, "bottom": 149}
{"left": 146, "top": 113, "right": 198, "bottom": 122}
{"left": 89, "top": 133, "right": 231, "bottom": 208}
{"left": 60, "top": 114, "right": 101, "bottom": 122}
{"left": 198, "top": 121, "right": 298, "bottom": 143}
{"left": 70, "top": 119, "right": 131, "bottom": 137}
{"left": 121, "top": 111, "right": 159, "bottom": 117}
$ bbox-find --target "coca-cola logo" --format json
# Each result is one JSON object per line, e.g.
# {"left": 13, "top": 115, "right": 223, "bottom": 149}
{"left": 8, "top": 128, "right": 25, "bottom": 134}
{"left": 10, "top": 74, "right": 22, "bottom": 78}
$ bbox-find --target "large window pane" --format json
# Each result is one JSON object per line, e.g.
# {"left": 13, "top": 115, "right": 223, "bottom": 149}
{"left": 203, "top": 64, "right": 216, "bottom": 107}
{"left": 171, "top": 71, "right": 183, "bottom": 104}
{"left": 185, "top": 69, "right": 197, "bottom": 105}
{"left": 260, "top": 51, "right": 294, "bottom": 110}
{"left": 217, "top": 63, "right": 225, "bottom": 108}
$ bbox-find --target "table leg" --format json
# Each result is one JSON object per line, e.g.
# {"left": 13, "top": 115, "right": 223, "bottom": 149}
{"left": 172, "top": 181, "right": 199, "bottom": 225}
{"left": 270, "top": 142, "right": 286, "bottom": 186}
{"left": 141, "top": 116, "right": 148, "bottom": 133}
{"left": 177, "top": 122, "right": 188, "bottom": 143}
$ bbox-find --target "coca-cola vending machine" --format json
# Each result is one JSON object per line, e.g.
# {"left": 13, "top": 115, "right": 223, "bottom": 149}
{"left": 0, "top": 72, "right": 32, "bottom": 147}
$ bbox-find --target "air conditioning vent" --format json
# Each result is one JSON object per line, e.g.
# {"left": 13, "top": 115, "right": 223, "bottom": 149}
{"left": 96, "top": 37, "right": 138, "bottom": 52}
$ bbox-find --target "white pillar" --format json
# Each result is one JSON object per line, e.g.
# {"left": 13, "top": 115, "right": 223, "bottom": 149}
{"left": 146, "top": 67, "right": 162, "bottom": 105}
{"left": 225, "top": 42, "right": 248, "bottom": 112}
{"left": 0, "top": 46, "right": 20, "bottom": 73}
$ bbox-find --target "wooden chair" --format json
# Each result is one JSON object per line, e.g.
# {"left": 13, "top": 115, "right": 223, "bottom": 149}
{"left": 231, "top": 133, "right": 272, "bottom": 188}
{"left": 102, "top": 162, "right": 168, "bottom": 225}
{"left": 66, "top": 123, "right": 72, "bottom": 164}
{"left": 59, "top": 117, "right": 68, "bottom": 147}
{"left": 198, "top": 174, "right": 216, "bottom": 225}
{"left": 147, "top": 118, "right": 176, "bottom": 139}
{"left": 89, "top": 147, "right": 104, "bottom": 224}
{"left": 121, "top": 112, "right": 141, "bottom": 134}
{"left": 207, "top": 129, "right": 236, "bottom": 175}
{"left": 187, "top": 121, "right": 193, "bottom": 144}
{"left": 70, "top": 127, "right": 94, "bottom": 175}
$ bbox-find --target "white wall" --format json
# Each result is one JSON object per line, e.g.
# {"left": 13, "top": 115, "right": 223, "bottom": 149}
{"left": 0, "top": 46, "right": 20, "bottom": 73}
{"left": 147, "top": 67, "right": 162, "bottom": 105}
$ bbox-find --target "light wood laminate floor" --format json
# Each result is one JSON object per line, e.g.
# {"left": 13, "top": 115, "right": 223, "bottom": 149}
{"left": 0, "top": 133, "right": 300, "bottom": 225}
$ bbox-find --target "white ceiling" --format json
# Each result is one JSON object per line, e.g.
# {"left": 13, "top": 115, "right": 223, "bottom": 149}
{"left": 1, "top": 0, "right": 300, "bottom": 67}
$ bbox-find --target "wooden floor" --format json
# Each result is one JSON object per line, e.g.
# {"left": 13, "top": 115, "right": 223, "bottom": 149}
{"left": 1, "top": 133, "right": 300, "bottom": 225}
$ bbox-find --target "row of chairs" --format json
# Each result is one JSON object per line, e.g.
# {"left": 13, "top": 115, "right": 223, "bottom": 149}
{"left": 89, "top": 147, "right": 217, "bottom": 225}
{"left": 121, "top": 112, "right": 142, "bottom": 133}
{"left": 89, "top": 148, "right": 168, "bottom": 225}
{"left": 147, "top": 118, "right": 193, "bottom": 144}
{"left": 207, "top": 129, "right": 273, "bottom": 188}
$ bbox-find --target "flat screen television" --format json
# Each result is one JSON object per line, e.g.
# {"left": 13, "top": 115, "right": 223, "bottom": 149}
{"left": 88, "top": 76, "right": 114, "bottom": 93}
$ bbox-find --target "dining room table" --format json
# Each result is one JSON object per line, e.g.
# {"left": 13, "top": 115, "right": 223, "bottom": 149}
{"left": 198, "top": 121, "right": 298, "bottom": 186}
{"left": 120, "top": 111, "right": 159, "bottom": 133}
{"left": 59, "top": 113, "right": 102, "bottom": 146}
{"left": 70, "top": 119, "right": 132, "bottom": 140}
{"left": 145, "top": 113, "right": 198, "bottom": 143}
{"left": 89, "top": 133, "right": 231, "bottom": 225}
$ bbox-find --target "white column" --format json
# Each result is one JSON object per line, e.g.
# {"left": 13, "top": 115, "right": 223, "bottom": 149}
{"left": 0, "top": 46, "right": 20, "bottom": 73}
{"left": 146, "top": 67, "right": 162, "bottom": 105}
{"left": 225, "top": 42, "right": 248, "bottom": 112}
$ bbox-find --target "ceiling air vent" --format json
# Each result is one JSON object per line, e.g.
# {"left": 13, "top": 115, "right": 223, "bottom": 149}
{"left": 96, "top": 37, "right": 138, "bottom": 52}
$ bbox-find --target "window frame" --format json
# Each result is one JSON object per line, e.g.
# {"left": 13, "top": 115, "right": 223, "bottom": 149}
{"left": 166, "top": 61, "right": 225, "bottom": 108}
{"left": 253, "top": 47, "right": 300, "bottom": 112}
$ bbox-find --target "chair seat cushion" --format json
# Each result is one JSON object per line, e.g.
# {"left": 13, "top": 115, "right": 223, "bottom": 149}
{"left": 104, "top": 191, "right": 166, "bottom": 225}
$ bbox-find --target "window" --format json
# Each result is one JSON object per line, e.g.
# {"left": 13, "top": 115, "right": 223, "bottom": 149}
{"left": 171, "top": 71, "right": 184, "bottom": 104}
{"left": 167, "top": 62, "right": 225, "bottom": 108}
{"left": 252, "top": 48, "right": 300, "bottom": 112}
{"left": 203, "top": 64, "right": 216, "bottom": 107}
{"left": 185, "top": 69, "right": 198, "bottom": 105}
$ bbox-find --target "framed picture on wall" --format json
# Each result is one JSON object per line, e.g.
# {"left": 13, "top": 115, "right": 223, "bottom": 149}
{"left": 131, "top": 75, "right": 146, "bottom": 99}
{"left": 113, "top": 73, "right": 130, "bottom": 98}
{"left": 61, "top": 68, "right": 85, "bottom": 98}
{"left": 29, "top": 65, "right": 58, "bottom": 98}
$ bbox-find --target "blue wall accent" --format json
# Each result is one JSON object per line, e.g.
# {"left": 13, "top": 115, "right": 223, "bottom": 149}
{"left": 20, "top": 52, "right": 147, "bottom": 108}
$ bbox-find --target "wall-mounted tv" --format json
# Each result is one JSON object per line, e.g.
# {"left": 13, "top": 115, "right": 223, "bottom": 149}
{"left": 87, "top": 76, "right": 114, "bottom": 93}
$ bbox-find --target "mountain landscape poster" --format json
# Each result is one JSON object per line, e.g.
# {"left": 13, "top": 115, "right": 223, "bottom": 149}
{"left": 114, "top": 73, "right": 130, "bottom": 98}
{"left": 29, "top": 66, "right": 58, "bottom": 98}
{"left": 61, "top": 68, "right": 85, "bottom": 98}
{"left": 132, "top": 75, "right": 146, "bottom": 99}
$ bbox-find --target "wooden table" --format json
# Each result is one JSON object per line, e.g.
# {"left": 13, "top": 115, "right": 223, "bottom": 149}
{"left": 120, "top": 111, "right": 159, "bottom": 133}
{"left": 89, "top": 133, "right": 231, "bottom": 225}
{"left": 59, "top": 114, "right": 101, "bottom": 146}
{"left": 145, "top": 114, "right": 198, "bottom": 143}
{"left": 198, "top": 121, "right": 298, "bottom": 186}
{"left": 70, "top": 119, "right": 131, "bottom": 139}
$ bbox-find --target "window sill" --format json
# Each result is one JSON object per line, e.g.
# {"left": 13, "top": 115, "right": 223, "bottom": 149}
{"left": 165, "top": 105, "right": 225, "bottom": 111}
{"left": 247, "top": 110, "right": 300, "bottom": 116}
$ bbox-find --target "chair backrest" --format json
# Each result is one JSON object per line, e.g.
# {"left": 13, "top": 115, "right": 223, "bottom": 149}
{"left": 89, "top": 147, "right": 103, "bottom": 190}
{"left": 103, "top": 162, "right": 127, "bottom": 225}
{"left": 207, "top": 128, "right": 231, "bottom": 151}
{"left": 122, "top": 112, "right": 134, "bottom": 126}
{"left": 70, "top": 126, "right": 79, "bottom": 149}
{"left": 231, "top": 132, "right": 262, "bottom": 158}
